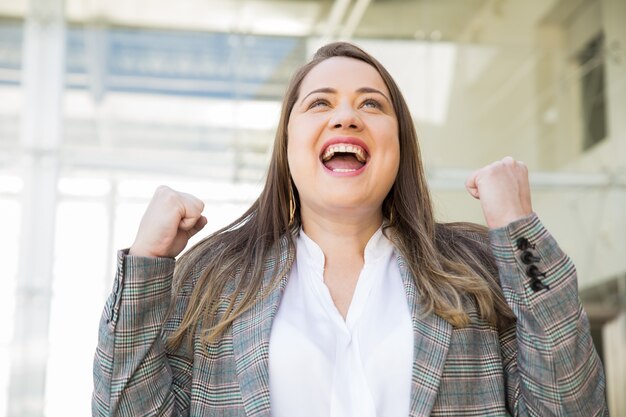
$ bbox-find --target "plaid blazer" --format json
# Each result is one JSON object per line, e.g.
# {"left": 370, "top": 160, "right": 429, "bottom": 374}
{"left": 92, "top": 214, "right": 608, "bottom": 417}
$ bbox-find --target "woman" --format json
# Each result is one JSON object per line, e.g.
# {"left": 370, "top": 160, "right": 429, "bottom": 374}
{"left": 92, "top": 42, "right": 607, "bottom": 416}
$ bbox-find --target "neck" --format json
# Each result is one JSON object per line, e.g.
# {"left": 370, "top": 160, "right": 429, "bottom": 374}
{"left": 300, "top": 205, "right": 383, "bottom": 260}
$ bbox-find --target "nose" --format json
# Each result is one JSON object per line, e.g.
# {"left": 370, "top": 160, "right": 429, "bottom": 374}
{"left": 328, "top": 102, "right": 363, "bottom": 131}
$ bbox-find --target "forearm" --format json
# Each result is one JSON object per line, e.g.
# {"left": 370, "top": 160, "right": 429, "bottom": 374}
{"left": 490, "top": 214, "right": 608, "bottom": 416}
{"left": 92, "top": 250, "right": 184, "bottom": 417}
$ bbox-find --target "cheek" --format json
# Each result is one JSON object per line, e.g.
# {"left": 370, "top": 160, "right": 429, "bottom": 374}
{"left": 286, "top": 138, "right": 306, "bottom": 170}
{"left": 382, "top": 136, "right": 401, "bottom": 184}
{"left": 382, "top": 129, "right": 400, "bottom": 163}
{"left": 286, "top": 124, "right": 300, "bottom": 165}
{"left": 286, "top": 133, "right": 310, "bottom": 188}
{"left": 287, "top": 123, "right": 320, "bottom": 166}
{"left": 393, "top": 139, "right": 401, "bottom": 169}
{"left": 377, "top": 118, "right": 399, "bottom": 148}
{"left": 286, "top": 120, "right": 305, "bottom": 160}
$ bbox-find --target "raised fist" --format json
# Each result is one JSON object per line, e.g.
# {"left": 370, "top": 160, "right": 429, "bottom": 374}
{"left": 465, "top": 157, "right": 533, "bottom": 229}
{"left": 129, "top": 185, "right": 207, "bottom": 258}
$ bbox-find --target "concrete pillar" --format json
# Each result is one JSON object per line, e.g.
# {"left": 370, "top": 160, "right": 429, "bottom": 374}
{"left": 7, "top": 0, "right": 65, "bottom": 416}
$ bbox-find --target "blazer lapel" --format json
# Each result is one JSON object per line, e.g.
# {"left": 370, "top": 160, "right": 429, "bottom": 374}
{"left": 231, "top": 241, "right": 451, "bottom": 417}
{"left": 231, "top": 238, "right": 294, "bottom": 417}
{"left": 397, "top": 255, "right": 452, "bottom": 417}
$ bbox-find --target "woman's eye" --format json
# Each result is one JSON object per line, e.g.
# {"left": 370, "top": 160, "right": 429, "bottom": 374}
{"left": 308, "top": 99, "right": 330, "bottom": 109}
{"left": 361, "top": 98, "right": 382, "bottom": 109}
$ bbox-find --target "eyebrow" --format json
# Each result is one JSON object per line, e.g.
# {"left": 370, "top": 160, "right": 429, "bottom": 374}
{"left": 300, "top": 87, "right": 391, "bottom": 105}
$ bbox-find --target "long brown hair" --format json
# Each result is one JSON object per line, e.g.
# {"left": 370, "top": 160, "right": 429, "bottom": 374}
{"left": 168, "top": 42, "right": 514, "bottom": 349}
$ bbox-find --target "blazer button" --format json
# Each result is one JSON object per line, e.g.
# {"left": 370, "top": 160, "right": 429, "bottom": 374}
{"left": 527, "top": 265, "right": 550, "bottom": 291}
{"left": 521, "top": 251, "right": 541, "bottom": 264}
{"left": 527, "top": 265, "right": 544, "bottom": 278}
{"left": 516, "top": 237, "right": 535, "bottom": 251}
{"left": 530, "top": 278, "right": 549, "bottom": 291}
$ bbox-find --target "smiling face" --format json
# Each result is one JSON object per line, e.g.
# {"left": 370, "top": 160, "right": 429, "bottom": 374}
{"left": 287, "top": 57, "right": 400, "bottom": 222}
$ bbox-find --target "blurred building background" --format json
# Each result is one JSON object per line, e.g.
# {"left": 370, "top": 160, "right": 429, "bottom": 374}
{"left": 0, "top": 0, "right": 624, "bottom": 416}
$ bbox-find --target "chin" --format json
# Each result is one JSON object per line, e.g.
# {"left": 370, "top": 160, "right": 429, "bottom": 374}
{"left": 320, "top": 197, "right": 380, "bottom": 214}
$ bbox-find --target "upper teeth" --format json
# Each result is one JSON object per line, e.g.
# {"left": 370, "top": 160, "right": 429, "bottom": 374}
{"left": 322, "top": 144, "right": 367, "bottom": 163}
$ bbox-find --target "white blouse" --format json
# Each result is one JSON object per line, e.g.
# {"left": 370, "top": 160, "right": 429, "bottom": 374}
{"left": 268, "top": 228, "right": 414, "bottom": 417}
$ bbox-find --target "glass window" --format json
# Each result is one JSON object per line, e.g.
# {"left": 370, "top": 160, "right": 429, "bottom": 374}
{"left": 45, "top": 198, "right": 109, "bottom": 417}
{"left": 578, "top": 34, "right": 608, "bottom": 150}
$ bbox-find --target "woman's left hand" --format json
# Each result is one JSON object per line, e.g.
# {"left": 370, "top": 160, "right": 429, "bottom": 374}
{"left": 465, "top": 156, "right": 533, "bottom": 229}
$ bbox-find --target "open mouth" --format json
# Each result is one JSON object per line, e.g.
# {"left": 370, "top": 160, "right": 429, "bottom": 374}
{"left": 320, "top": 143, "right": 369, "bottom": 173}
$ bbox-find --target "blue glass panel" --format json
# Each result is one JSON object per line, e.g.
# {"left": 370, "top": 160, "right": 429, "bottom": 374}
{"left": 0, "top": 19, "right": 23, "bottom": 86}
{"left": 66, "top": 26, "right": 305, "bottom": 99}
{"left": 0, "top": 20, "right": 305, "bottom": 98}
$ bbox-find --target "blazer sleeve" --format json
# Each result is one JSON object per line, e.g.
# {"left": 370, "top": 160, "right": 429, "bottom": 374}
{"left": 92, "top": 250, "right": 195, "bottom": 417}
{"left": 489, "top": 213, "right": 609, "bottom": 417}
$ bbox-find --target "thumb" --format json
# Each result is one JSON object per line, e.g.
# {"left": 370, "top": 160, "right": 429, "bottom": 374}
{"left": 465, "top": 171, "right": 480, "bottom": 199}
{"left": 179, "top": 215, "right": 203, "bottom": 231}
{"left": 187, "top": 216, "right": 208, "bottom": 238}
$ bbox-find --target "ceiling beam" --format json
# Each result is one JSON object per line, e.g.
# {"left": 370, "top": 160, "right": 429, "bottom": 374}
{"left": 339, "top": 0, "right": 371, "bottom": 40}
{"left": 321, "top": 0, "right": 351, "bottom": 41}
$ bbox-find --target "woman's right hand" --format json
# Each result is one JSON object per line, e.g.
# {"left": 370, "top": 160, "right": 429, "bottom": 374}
{"left": 129, "top": 186, "right": 208, "bottom": 258}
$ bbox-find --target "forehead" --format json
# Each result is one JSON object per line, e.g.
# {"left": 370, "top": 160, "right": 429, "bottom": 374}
{"left": 299, "top": 56, "right": 390, "bottom": 95}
